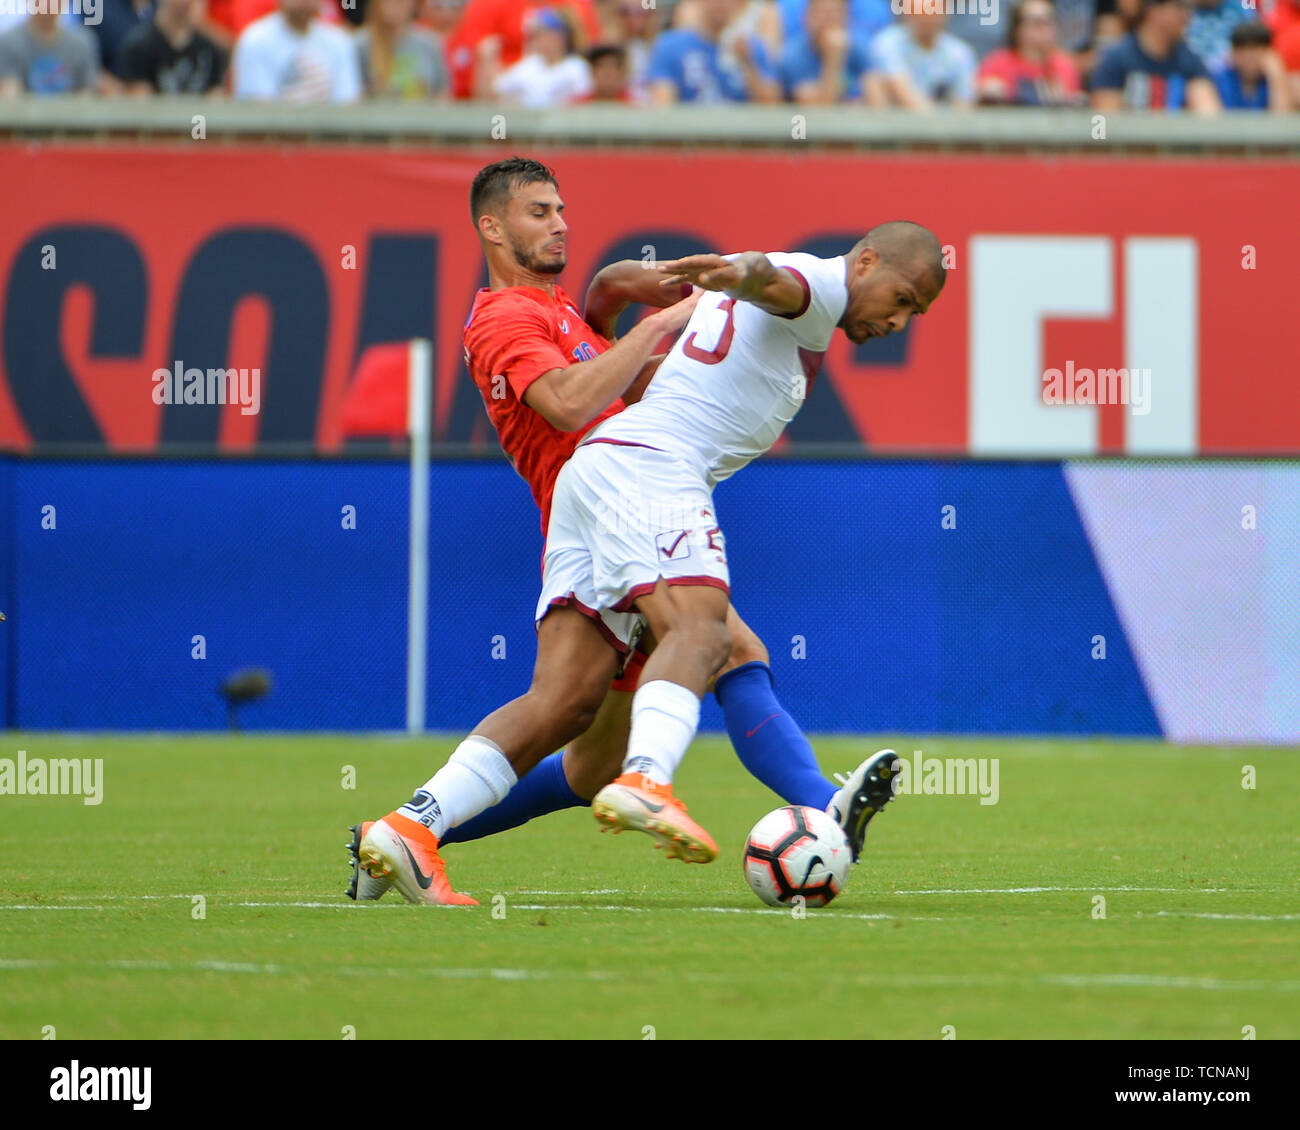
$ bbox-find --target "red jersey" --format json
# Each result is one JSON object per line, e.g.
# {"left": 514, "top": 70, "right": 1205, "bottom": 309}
{"left": 463, "top": 283, "right": 619, "bottom": 534}
{"left": 1280, "top": 22, "right": 1300, "bottom": 74}
{"left": 977, "top": 49, "right": 1081, "bottom": 106}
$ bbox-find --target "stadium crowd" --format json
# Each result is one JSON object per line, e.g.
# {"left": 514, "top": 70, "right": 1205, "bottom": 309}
{"left": 0, "top": 0, "right": 1296, "bottom": 112}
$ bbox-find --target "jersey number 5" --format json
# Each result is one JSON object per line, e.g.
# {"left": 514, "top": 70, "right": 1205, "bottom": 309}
{"left": 682, "top": 298, "right": 737, "bottom": 365}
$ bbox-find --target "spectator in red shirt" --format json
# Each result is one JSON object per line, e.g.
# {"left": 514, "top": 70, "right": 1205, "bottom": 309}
{"left": 1276, "top": 5, "right": 1300, "bottom": 103}
{"left": 1267, "top": 0, "right": 1300, "bottom": 38}
{"left": 445, "top": 0, "right": 601, "bottom": 98}
{"left": 978, "top": 0, "right": 1083, "bottom": 104}
{"left": 202, "top": 0, "right": 241, "bottom": 49}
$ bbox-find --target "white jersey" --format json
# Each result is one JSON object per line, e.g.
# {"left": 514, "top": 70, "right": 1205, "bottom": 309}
{"left": 232, "top": 14, "right": 362, "bottom": 104}
{"left": 586, "top": 252, "right": 849, "bottom": 487}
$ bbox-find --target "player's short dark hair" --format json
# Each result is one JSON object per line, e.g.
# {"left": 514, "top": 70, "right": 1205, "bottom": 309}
{"left": 469, "top": 158, "right": 559, "bottom": 224}
{"left": 856, "top": 221, "right": 946, "bottom": 291}
{"left": 1231, "top": 21, "right": 1271, "bottom": 49}
{"left": 588, "top": 44, "right": 627, "bottom": 67}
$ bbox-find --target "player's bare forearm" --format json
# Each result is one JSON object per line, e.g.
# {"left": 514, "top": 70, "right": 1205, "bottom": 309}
{"left": 522, "top": 297, "right": 696, "bottom": 432}
{"left": 657, "top": 252, "right": 806, "bottom": 317}
{"left": 584, "top": 260, "right": 693, "bottom": 340}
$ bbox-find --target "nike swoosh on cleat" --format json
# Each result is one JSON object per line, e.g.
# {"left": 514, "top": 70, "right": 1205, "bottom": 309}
{"left": 628, "top": 793, "right": 666, "bottom": 813}
{"left": 396, "top": 838, "right": 435, "bottom": 889}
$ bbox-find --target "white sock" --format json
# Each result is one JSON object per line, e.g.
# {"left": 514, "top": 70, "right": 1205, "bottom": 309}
{"left": 623, "top": 680, "right": 701, "bottom": 786}
{"left": 397, "top": 736, "right": 517, "bottom": 838}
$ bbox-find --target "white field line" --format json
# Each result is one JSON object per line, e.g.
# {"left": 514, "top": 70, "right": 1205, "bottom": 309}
{"left": 891, "top": 886, "right": 1231, "bottom": 894}
{"left": 1149, "top": 911, "right": 1300, "bottom": 921}
{"left": 1, "top": 883, "right": 1291, "bottom": 918}
{"left": 509, "top": 904, "right": 910, "bottom": 920}
{"left": 0, "top": 884, "right": 1267, "bottom": 910}
{"left": 0, "top": 957, "right": 1296, "bottom": 993}
{"left": 514, "top": 889, "right": 626, "bottom": 895}
{"left": 1038, "top": 974, "right": 1300, "bottom": 991}
{"left": 518, "top": 886, "right": 1242, "bottom": 896}
{"left": 5, "top": 897, "right": 1297, "bottom": 922}
{"left": 0, "top": 900, "right": 919, "bottom": 919}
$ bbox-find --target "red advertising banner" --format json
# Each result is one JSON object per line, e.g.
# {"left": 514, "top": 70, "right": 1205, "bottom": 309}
{"left": 0, "top": 144, "right": 1292, "bottom": 454}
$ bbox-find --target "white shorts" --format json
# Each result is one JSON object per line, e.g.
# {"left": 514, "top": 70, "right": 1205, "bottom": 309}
{"left": 536, "top": 440, "right": 731, "bottom": 652}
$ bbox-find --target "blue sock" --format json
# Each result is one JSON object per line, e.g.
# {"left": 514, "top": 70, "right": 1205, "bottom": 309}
{"left": 439, "top": 750, "right": 586, "bottom": 845}
{"left": 714, "top": 661, "right": 835, "bottom": 810}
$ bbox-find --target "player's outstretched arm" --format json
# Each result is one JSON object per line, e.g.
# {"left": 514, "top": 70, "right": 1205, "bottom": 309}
{"left": 521, "top": 294, "right": 697, "bottom": 433}
{"left": 583, "top": 259, "right": 694, "bottom": 341}
{"left": 656, "top": 252, "right": 806, "bottom": 317}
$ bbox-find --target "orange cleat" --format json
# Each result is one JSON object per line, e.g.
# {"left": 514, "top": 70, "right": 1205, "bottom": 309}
{"left": 357, "top": 813, "right": 478, "bottom": 906}
{"left": 592, "top": 772, "right": 718, "bottom": 863}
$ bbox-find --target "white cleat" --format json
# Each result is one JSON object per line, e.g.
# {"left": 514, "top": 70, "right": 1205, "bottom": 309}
{"left": 827, "top": 748, "right": 900, "bottom": 862}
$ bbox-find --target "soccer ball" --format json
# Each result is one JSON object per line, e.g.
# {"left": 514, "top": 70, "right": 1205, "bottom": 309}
{"left": 743, "top": 805, "right": 852, "bottom": 908}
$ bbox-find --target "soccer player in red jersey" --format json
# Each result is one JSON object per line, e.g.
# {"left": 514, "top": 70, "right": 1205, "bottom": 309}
{"left": 346, "top": 158, "right": 897, "bottom": 904}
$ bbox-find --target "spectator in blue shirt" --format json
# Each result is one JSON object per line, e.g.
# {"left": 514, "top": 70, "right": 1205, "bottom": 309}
{"left": 866, "top": 8, "right": 978, "bottom": 107}
{"left": 1212, "top": 20, "right": 1292, "bottom": 110}
{"left": 648, "top": 0, "right": 780, "bottom": 103}
{"left": 777, "top": 0, "right": 892, "bottom": 46}
{"left": 781, "top": 0, "right": 871, "bottom": 102}
{"left": 1090, "top": 0, "right": 1221, "bottom": 112}
{"left": 1185, "top": 0, "right": 1252, "bottom": 72}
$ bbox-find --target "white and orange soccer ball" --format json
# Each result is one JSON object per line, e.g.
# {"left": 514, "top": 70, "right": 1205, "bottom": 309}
{"left": 742, "top": 805, "right": 852, "bottom": 908}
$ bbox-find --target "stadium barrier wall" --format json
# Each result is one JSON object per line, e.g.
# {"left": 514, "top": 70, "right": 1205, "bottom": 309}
{"left": 0, "top": 143, "right": 1294, "bottom": 457}
{"left": 3, "top": 456, "right": 1295, "bottom": 742}
{"left": 2, "top": 100, "right": 1299, "bottom": 150}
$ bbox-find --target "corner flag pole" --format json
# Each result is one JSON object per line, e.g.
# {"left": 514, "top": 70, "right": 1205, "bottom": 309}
{"left": 406, "top": 338, "right": 432, "bottom": 735}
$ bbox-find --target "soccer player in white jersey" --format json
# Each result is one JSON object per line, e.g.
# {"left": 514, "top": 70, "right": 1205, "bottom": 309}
{"left": 559, "top": 226, "right": 946, "bottom": 837}
{"left": 357, "top": 222, "right": 945, "bottom": 904}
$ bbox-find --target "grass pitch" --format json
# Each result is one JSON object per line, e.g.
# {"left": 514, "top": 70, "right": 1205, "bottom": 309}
{"left": 1, "top": 734, "right": 1296, "bottom": 1040}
